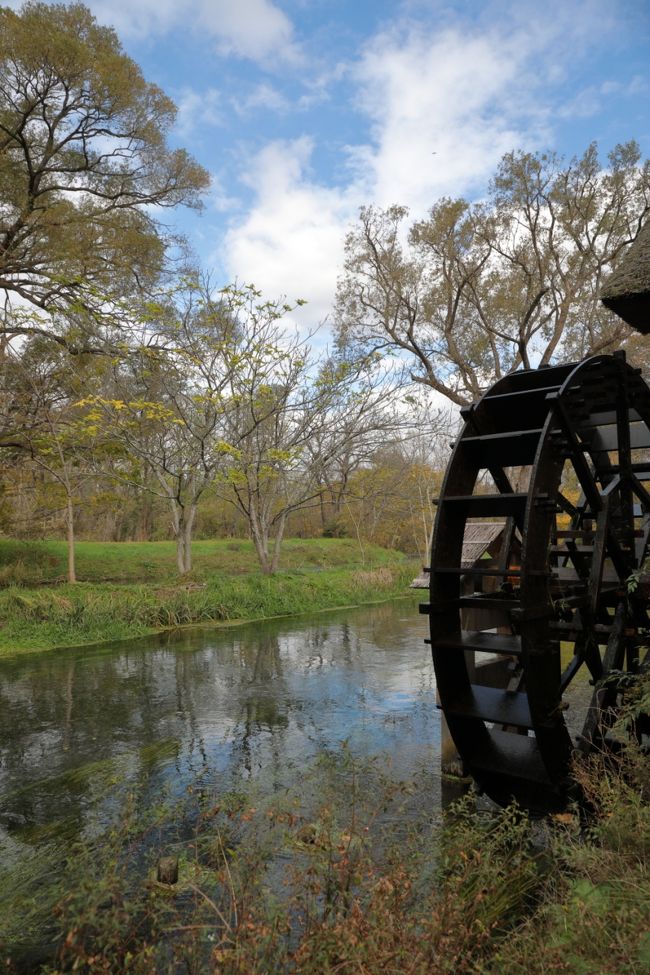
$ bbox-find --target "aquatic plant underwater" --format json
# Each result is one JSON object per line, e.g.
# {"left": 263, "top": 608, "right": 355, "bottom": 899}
{"left": 2, "top": 683, "right": 649, "bottom": 975}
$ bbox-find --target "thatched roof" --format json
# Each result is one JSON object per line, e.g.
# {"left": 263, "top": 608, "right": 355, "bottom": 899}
{"left": 460, "top": 522, "right": 505, "bottom": 567}
{"left": 601, "top": 220, "right": 650, "bottom": 333}
{"left": 410, "top": 521, "right": 505, "bottom": 588}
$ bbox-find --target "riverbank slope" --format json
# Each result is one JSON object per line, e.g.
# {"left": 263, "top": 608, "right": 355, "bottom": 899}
{"left": 0, "top": 538, "right": 418, "bottom": 654}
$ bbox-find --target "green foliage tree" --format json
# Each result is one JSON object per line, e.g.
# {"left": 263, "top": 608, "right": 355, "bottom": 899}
{"left": 71, "top": 280, "right": 298, "bottom": 575}
{"left": 336, "top": 142, "right": 650, "bottom": 405}
{"left": 74, "top": 280, "right": 405, "bottom": 576}
{"left": 0, "top": 337, "right": 115, "bottom": 579}
{"left": 76, "top": 307, "right": 234, "bottom": 575}
{"left": 0, "top": 2, "right": 209, "bottom": 348}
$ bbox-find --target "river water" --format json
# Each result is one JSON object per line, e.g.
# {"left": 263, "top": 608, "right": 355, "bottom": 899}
{"left": 0, "top": 599, "right": 440, "bottom": 888}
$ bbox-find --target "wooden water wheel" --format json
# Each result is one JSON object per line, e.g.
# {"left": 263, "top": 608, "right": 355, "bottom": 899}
{"left": 423, "top": 352, "right": 650, "bottom": 813}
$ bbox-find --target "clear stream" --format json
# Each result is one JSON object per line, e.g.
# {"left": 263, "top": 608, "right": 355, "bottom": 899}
{"left": 0, "top": 599, "right": 440, "bottom": 875}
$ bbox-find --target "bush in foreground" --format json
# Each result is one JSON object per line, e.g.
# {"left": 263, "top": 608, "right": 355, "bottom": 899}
{"left": 3, "top": 677, "right": 648, "bottom": 974}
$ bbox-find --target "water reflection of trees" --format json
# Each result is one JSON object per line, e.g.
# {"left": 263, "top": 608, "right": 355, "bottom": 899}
{"left": 0, "top": 602, "right": 430, "bottom": 851}
{"left": 0, "top": 625, "right": 292, "bottom": 840}
{"left": 229, "top": 632, "right": 290, "bottom": 783}
{"left": 0, "top": 648, "right": 185, "bottom": 842}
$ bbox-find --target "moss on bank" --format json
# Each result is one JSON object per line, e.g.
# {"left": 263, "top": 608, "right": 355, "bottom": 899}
{"left": 0, "top": 553, "right": 417, "bottom": 655}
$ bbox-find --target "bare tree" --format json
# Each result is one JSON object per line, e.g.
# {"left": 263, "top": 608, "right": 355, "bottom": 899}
{"left": 211, "top": 303, "right": 406, "bottom": 573}
{"left": 336, "top": 142, "right": 650, "bottom": 406}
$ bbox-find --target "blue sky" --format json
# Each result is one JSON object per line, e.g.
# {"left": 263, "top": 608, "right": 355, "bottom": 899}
{"left": 19, "top": 1, "right": 650, "bottom": 332}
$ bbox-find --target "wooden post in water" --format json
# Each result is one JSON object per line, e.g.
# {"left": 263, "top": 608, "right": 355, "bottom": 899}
{"left": 157, "top": 856, "right": 179, "bottom": 885}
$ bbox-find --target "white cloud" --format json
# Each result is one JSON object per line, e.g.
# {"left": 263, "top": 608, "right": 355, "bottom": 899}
{"left": 220, "top": 21, "right": 553, "bottom": 330}
{"left": 174, "top": 87, "right": 223, "bottom": 138}
{"left": 558, "top": 71, "right": 648, "bottom": 122}
{"left": 219, "top": 138, "right": 359, "bottom": 333}
{"left": 557, "top": 85, "right": 603, "bottom": 120}
{"left": 351, "top": 25, "right": 538, "bottom": 211}
{"left": 207, "top": 176, "right": 242, "bottom": 215}
{"left": 89, "top": 0, "right": 176, "bottom": 37}
{"left": 600, "top": 80, "right": 623, "bottom": 96}
{"left": 89, "top": 0, "right": 301, "bottom": 65}
{"left": 202, "top": 0, "right": 299, "bottom": 65}
{"left": 233, "top": 83, "right": 290, "bottom": 115}
{"left": 296, "top": 61, "right": 349, "bottom": 110}
{"left": 232, "top": 66, "right": 349, "bottom": 117}
{"left": 220, "top": 5, "right": 622, "bottom": 331}
{"left": 628, "top": 75, "right": 648, "bottom": 95}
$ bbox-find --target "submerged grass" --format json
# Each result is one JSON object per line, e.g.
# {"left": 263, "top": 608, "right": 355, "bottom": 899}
{"left": 2, "top": 708, "right": 648, "bottom": 975}
{"left": 0, "top": 542, "right": 416, "bottom": 655}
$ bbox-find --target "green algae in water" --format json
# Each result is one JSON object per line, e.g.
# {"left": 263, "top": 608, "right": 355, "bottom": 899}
{"left": 1, "top": 739, "right": 180, "bottom": 810}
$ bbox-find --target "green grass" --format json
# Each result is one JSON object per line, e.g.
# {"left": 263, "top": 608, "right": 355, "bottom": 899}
{"left": 0, "top": 539, "right": 417, "bottom": 654}
{"left": 0, "top": 537, "right": 402, "bottom": 587}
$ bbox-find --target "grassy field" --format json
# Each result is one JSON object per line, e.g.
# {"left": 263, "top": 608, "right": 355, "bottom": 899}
{"left": 0, "top": 537, "right": 401, "bottom": 587}
{"left": 0, "top": 538, "right": 417, "bottom": 655}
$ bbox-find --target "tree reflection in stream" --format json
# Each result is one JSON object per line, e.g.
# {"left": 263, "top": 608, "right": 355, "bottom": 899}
{"left": 0, "top": 600, "right": 448, "bottom": 968}
{"left": 0, "top": 600, "right": 438, "bottom": 860}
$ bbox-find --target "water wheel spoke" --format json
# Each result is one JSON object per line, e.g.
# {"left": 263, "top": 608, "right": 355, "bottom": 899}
{"left": 579, "top": 604, "right": 627, "bottom": 750}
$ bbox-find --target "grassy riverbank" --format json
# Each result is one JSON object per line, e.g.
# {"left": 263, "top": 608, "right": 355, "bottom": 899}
{"left": 0, "top": 538, "right": 417, "bottom": 655}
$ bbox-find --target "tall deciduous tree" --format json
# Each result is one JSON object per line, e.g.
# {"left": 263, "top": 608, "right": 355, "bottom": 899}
{"left": 216, "top": 318, "right": 405, "bottom": 573}
{"left": 336, "top": 142, "right": 650, "bottom": 406}
{"left": 74, "top": 281, "right": 294, "bottom": 575}
{"left": 78, "top": 292, "right": 235, "bottom": 576}
{"left": 0, "top": 2, "right": 209, "bottom": 348}
{"left": 0, "top": 337, "right": 111, "bottom": 580}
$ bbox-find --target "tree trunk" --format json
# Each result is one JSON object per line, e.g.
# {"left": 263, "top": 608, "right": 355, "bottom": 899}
{"left": 249, "top": 506, "right": 272, "bottom": 573}
{"left": 66, "top": 495, "right": 77, "bottom": 583}
{"left": 253, "top": 532, "right": 272, "bottom": 573}
{"left": 137, "top": 492, "right": 153, "bottom": 541}
{"left": 173, "top": 503, "right": 196, "bottom": 575}
{"left": 182, "top": 504, "right": 196, "bottom": 574}
{"left": 137, "top": 460, "right": 154, "bottom": 541}
{"left": 170, "top": 504, "right": 187, "bottom": 576}
{"left": 171, "top": 507, "right": 183, "bottom": 575}
{"left": 270, "top": 512, "right": 287, "bottom": 573}
{"left": 176, "top": 532, "right": 188, "bottom": 574}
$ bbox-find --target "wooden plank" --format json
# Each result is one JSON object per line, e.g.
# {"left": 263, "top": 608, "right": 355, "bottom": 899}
{"left": 588, "top": 421, "right": 650, "bottom": 452}
{"left": 460, "top": 428, "right": 543, "bottom": 467}
{"left": 469, "top": 729, "right": 551, "bottom": 785}
{"left": 589, "top": 498, "right": 610, "bottom": 613}
{"left": 434, "top": 630, "right": 522, "bottom": 655}
{"left": 445, "top": 686, "right": 532, "bottom": 728}
{"left": 432, "top": 566, "right": 522, "bottom": 577}
{"left": 441, "top": 493, "right": 528, "bottom": 517}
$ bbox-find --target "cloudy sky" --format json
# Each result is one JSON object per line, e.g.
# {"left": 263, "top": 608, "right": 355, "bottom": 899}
{"left": 27, "top": 0, "right": 650, "bottom": 331}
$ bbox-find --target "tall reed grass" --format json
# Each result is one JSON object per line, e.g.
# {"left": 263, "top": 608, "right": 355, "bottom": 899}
{"left": 0, "top": 562, "right": 417, "bottom": 654}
